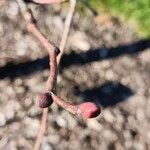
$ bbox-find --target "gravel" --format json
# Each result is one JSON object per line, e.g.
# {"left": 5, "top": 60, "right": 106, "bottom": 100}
{"left": 0, "top": 0, "right": 150, "bottom": 150}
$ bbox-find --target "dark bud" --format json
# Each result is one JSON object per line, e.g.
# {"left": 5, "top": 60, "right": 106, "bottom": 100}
{"left": 39, "top": 92, "right": 53, "bottom": 108}
{"left": 54, "top": 47, "right": 60, "bottom": 56}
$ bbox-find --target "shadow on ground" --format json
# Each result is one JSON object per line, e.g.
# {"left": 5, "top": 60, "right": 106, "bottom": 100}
{"left": 61, "top": 39, "right": 150, "bottom": 68}
{"left": 0, "top": 39, "right": 147, "bottom": 106}
{"left": 0, "top": 39, "right": 149, "bottom": 79}
{"left": 73, "top": 81, "right": 134, "bottom": 107}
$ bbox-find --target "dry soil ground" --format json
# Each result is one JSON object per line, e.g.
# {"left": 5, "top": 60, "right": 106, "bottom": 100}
{"left": 0, "top": 1, "right": 150, "bottom": 150}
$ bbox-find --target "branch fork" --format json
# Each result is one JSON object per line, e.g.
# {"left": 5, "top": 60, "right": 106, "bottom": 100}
{"left": 15, "top": 0, "right": 101, "bottom": 149}
{"left": 39, "top": 91, "right": 101, "bottom": 119}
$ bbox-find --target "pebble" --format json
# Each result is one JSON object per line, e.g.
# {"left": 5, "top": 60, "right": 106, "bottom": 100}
{"left": 6, "top": 1, "right": 19, "bottom": 19}
{"left": 87, "top": 119, "right": 103, "bottom": 131}
{"left": 61, "top": 111, "right": 77, "bottom": 130}
{"left": 6, "top": 141, "right": 17, "bottom": 150}
{"left": 0, "top": 137, "right": 8, "bottom": 149}
{"left": 70, "top": 31, "right": 90, "bottom": 51}
{"left": 136, "top": 108, "right": 145, "bottom": 122}
{"left": 48, "top": 134, "right": 60, "bottom": 145}
{"left": 53, "top": 16, "right": 64, "bottom": 31}
{"left": 27, "top": 106, "right": 42, "bottom": 117}
{"left": 15, "top": 39, "right": 28, "bottom": 56}
{"left": 103, "top": 110, "right": 114, "bottom": 123}
{"left": 3, "top": 101, "right": 15, "bottom": 121}
{"left": 23, "top": 117, "right": 40, "bottom": 138}
{"left": 0, "top": 113, "right": 6, "bottom": 127}
{"left": 139, "top": 49, "right": 150, "bottom": 63}
{"left": 102, "top": 129, "right": 117, "bottom": 141}
{"left": 41, "top": 138, "right": 53, "bottom": 150}
{"left": 55, "top": 116, "right": 67, "bottom": 128}
{"left": 115, "top": 142, "right": 124, "bottom": 150}
{"left": 133, "top": 141, "right": 145, "bottom": 150}
{"left": 24, "top": 97, "right": 32, "bottom": 108}
{"left": 105, "top": 69, "right": 115, "bottom": 80}
{"left": 124, "top": 140, "right": 133, "bottom": 149}
{"left": 0, "top": 23, "right": 3, "bottom": 34}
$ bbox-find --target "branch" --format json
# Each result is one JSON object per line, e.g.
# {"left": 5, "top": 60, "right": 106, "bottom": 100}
{"left": 16, "top": 0, "right": 58, "bottom": 91}
{"left": 50, "top": 92, "right": 101, "bottom": 119}
{"left": 57, "top": 0, "right": 76, "bottom": 65}
{"left": 16, "top": 1, "right": 58, "bottom": 150}
{"left": 34, "top": 1, "right": 76, "bottom": 149}
{"left": 16, "top": 0, "right": 76, "bottom": 149}
{"left": 31, "top": 0, "right": 66, "bottom": 4}
{"left": 16, "top": 1, "right": 101, "bottom": 150}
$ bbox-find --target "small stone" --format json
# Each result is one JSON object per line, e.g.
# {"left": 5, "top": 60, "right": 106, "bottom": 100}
{"left": 6, "top": 1, "right": 19, "bottom": 19}
{"left": 28, "top": 106, "right": 42, "bottom": 117}
{"left": 53, "top": 16, "right": 64, "bottom": 31}
{"left": 41, "top": 138, "right": 53, "bottom": 150}
{"left": 103, "top": 110, "right": 114, "bottom": 123}
{"left": 17, "top": 110, "right": 26, "bottom": 119}
{"left": 6, "top": 141, "right": 17, "bottom": 150}
{"left": 55, "top": 116, "right": 67, "bottom": 128}
{"left": 87, "top": 119, "right": 102, "bottom": 131}
{"left": 115, "top": 142, "right": 124, "bottom": 150}
{"left": 133, "top": 141, "right": 145, "bottom": 150}
{"left": 136, "top": 108, "right": 145, "bottom": 122}
{"left": 3, "top": 101, "right": 15, "bottom": 121}
{"left": 24, "top": 97, "right": 32, "bottom": 108}
{"left": 61, "top": 111, "right": 77, "bottom": 130}
{"left": 139, "top": 49, "right": 150, "bottom": 63}
{"left": 105, "top": 69, "right": 115, "bottom": 80}
{"left": 48, "top": 134, "right": 60, "bottom": 145}
{"left": 124, "top": 140, "right": 132, "bottom": 149}
{"left": 0, "top": 113, "right": 6, "bottom": 127}
{"left": 102, "top": 130, "right": 117, "bottom": 141}
{"left": 23, "top": 117, "right": 40, "bottom": 138}
{"left": 70, "top": 31, "right": 90, "bottom": 51}
{"left": 41, "top": 142, "right": 53, "bottom": 150}
{"left": 15, "top": 40, "right": 28, "bottom": 56}
{"left": 123, "top": 130, "right": 132, "bottom": 140}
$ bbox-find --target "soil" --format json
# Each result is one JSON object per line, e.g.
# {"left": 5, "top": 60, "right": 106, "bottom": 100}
{"left": 0, "top": 1, "right": 150, "bottom": 150}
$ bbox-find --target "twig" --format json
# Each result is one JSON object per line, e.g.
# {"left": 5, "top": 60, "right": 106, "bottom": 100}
{"left": 16, "top": 0, "right": 76, "bottom": 149}
{"left": 16, "top": 1, "right": 57, "bottom": 150}
{"left": 50, "top": 92, "right": 101, "bottom": 119}
{"left": 16, "top": 0, "right": 101, "bottom": 150}
{"left": 57, "top": 0, "right": 76, "bottom": 65}
{"left": 31, "top": 0, "right": 66, "bottom": 4}
{"left": 34, "top": 1, "right": 76, "bottom": 149}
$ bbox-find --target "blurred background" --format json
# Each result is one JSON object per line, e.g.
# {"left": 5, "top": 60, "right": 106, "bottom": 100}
{"left": 0, "top": 0, "right": 150, "bottom": 149}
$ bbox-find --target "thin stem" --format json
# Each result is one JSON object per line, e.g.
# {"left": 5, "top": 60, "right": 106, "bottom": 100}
{"left": 16, "top": 1, "right": 57, "bottom": 150}
{"left": 51, "top": 92, "right": 77, "bottom": 114}
{"left": 16, "top": 0, "right": 57, "bottom": 92}
{"left": 31, "top": 0, "right": 66, "bottom": 4}
{"left": 33, "top": 108, "right": 48, "bottom": 150}
{"left": 50, "top": 92, "right": 101, "bottom": 119}
{"left": 16, "top": 0, "right": 76, "bottom": 149}
{"left": 57, "top": 0, "right": 76, "bottom": 65}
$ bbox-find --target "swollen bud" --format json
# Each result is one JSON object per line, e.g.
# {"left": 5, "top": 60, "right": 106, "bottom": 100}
{"left": 78, "top": 102, "right": 101, "bottom": 119}
{"left": 39, "top": 92, "right": 53, "bottom": 108}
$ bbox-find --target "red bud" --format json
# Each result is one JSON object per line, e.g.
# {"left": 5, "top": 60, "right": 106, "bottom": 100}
{"left": 78, "top": 102, "right": 101, "bottom": 119}
{"left": 39, "top": 92, "right": 53, "bottom": 108}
